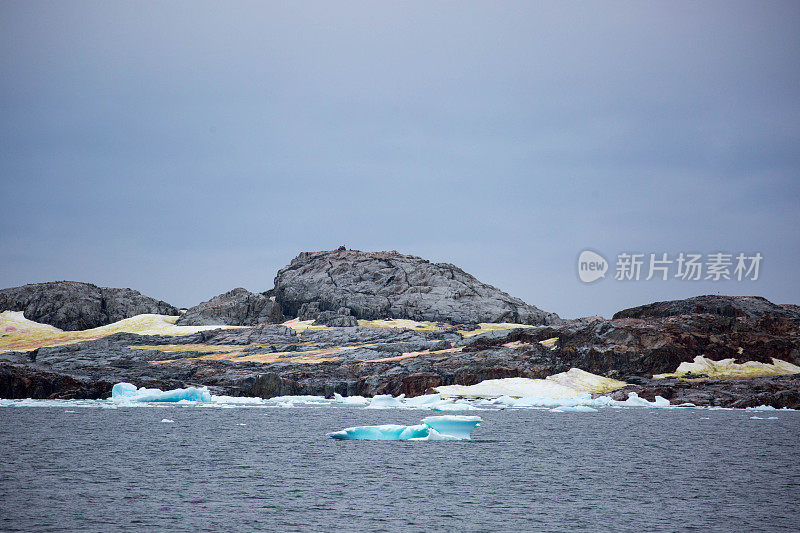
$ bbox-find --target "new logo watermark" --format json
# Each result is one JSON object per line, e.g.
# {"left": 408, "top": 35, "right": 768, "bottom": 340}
{"left": 577, "top": 250, "right": 608, "bottom": 283}
{"left": 577, "top": 251, "right": 762, "bottom": 283}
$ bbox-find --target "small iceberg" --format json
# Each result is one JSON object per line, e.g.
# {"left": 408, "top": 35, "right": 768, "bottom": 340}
{"left": 329, "top": 415, "right": 482, "bottom": 441}
{"left": 111, "top": 382, "right": 211, "bottom": 403}
{"left": 161, "top": 418, "right": 174, "bottom": 423}
{"left": 617, "top": 392, "right": 671, "bottom": 408}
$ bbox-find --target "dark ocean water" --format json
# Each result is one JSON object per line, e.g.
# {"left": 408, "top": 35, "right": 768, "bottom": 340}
{"left": 1, "top": 406, "right": 798, "bottom": 532}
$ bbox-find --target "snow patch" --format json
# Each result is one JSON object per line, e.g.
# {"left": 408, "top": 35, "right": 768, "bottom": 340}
{"left": 436, "top": 377, "right": 581, "bottom": 399}
{"left": 654, "top": 355, "right": 800, "bottom": 380}
{"left": 546, "top": 368, "right": 627, "bottom": 393}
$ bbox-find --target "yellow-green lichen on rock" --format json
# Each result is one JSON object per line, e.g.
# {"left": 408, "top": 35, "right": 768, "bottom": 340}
{"left": 0, "top": 311, "right": 240, "bottom": 353}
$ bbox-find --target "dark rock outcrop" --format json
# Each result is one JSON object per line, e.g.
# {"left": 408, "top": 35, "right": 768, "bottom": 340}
{"left": 0, "top": 281, "right": 179, "bottom": 331}
{"left": 612, "top": 375, "right": 800, "bottom": 409}
{"left": 613, "top": 295, "right": 800, "bottom": 321}
{"left": 2, "top": 276, "right": 798, "bottom": 409}
{"left": 274, "top": 249, "right": 559, "bottom": 325}
{"left": 176, "top": 288, "right": 283, "bottom": 326}
{"left": 459, "top": 311, "right": 800, "bottom": 378}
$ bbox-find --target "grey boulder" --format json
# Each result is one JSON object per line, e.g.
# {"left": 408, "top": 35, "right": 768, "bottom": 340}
{"left": 176, "top": 288, "right": 283, "bottom": 326}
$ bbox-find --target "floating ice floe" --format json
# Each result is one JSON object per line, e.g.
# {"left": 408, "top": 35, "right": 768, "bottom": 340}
{"left": 111, "top": 382, "right": 211, "bottom": 403}
{"left": 329, "top": 415, "right": 482, "bottom": 441}
{"left": 161, "top": 418, "right": 174, "bottom": 423}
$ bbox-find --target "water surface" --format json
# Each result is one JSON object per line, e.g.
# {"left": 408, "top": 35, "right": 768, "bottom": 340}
{"left": 1, "top": 406, "right": 798, "bottom": 532}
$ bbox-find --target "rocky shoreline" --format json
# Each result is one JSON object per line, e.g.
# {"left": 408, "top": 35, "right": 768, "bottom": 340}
{"left": 2, "top": 249, "right": 798, "bottom": 408}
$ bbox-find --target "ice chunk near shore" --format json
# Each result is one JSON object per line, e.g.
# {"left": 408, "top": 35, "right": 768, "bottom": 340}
{"left": 402, "top": 393, "right": 443, "bottom": 408}
{"left": 617, "top": 392, "right": 671, "bottom": 408}
{"left": 111, "top": 382, "right": 211, "bottom": 403}
{"left": 430, "top": 401, "right": 481, "bottom": 412}
{"left": 266, "top": 395, "right": 329, "bottom": 406}
{"left": 333, "top": 393, "right": 370, "bottom": 405}
{"left": 366, "top": 394, "right": 405, "bottom": 409}
{"left": 745, "top": 405, "right": 777, "bottom": 411}
{"left": 551, "top": 405, "right": 598, "bottom": 413}
{"left": 329, "top": 415, "right": 482, "bottom": 441}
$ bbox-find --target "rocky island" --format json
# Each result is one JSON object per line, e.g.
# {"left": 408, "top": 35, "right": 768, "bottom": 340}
{"left": 1, "top": 248, "right": 798, "bottom": 408}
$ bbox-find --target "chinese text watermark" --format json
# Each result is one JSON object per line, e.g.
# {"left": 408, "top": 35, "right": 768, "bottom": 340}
{"left": 578, "top": 251, "right": 762, "bottom": 283}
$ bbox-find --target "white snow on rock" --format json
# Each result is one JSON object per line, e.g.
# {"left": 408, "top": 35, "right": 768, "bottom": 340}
{"left": 654, "top": 355, "right": 800, "bottom": 380}
{"left": 546, "top": 368, "right": 627, "bottom": 393}
{"left": 435, "top": 369, "right": 627, "bottom": 400}
{"left": 435, "top": 377, "right": 581, "bottom": 400}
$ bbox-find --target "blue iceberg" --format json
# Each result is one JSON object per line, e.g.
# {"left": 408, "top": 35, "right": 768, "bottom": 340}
{"left": 111, "top": 382, "right": 211, "bottom": 403}
{"left": 329, "top": 415, "right": 482, "bottom": 441}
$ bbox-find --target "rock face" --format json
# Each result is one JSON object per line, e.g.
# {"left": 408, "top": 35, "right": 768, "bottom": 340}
{"left": 1, "top": 293, "right": 799, "bottom": 407}
{"left": 0, "top": 282, "right": 179, "bottom": 331}
{"left": 613, "top": 295, "right": 800, "bottom": 321}
{"left": 274, "top": 249, "right": 559, "bottom": 325}
{"left": 176, "top": 288, "right": 283, "bottom": 326}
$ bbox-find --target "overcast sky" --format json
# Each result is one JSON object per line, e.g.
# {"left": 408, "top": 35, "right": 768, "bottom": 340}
{"left": 1, "top": 1, "right": 798, "bottom": 318}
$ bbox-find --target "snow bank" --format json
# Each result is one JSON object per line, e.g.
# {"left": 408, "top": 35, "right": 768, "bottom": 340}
{"left": 546, "top": 368, "right": 627, "bottom": 393}
{"left": 436, "top": 377, "right": 581, "bottom": 399}
{"left": 111, "top": 382, "right": 211, "bottom": 403}
{"left": 654, "top": 355, "right": 800, "bottom": 380}
{"left": 329, "top": 415, "right": 482, "bottom": 441}
{"left": 435, "top": 369, "right": 626, "bottom": 399}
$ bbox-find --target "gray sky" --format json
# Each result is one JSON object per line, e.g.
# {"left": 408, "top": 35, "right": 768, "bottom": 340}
{"left": 1, "top": 1, "right": 799, "bottom": 319}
